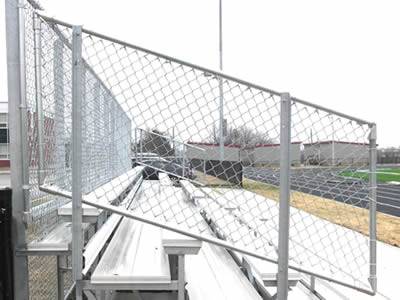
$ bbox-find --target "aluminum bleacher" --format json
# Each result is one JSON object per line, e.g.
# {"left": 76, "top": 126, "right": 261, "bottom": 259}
{"left": 32, "top": 174, "right": 268, "bottom": 300}
{"left": 180, "top": 180, "right": 302, "bottom": 297}
{"left": 25, "top": 162, "right": 383, "bottom": 300}
{"left": 58, "top": 167, "right": 144, "bottom": 224}
{"left": 34, "top": 171, "right": 391, "bottom": 300}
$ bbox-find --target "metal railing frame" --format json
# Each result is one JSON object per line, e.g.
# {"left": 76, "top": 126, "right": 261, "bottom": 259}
{"left": 33, "top": 11, "right": 45, "bottom": 185}
{"left": 42, "top": 15, "right": 377, "bottom": 299}
{"left": 5, "top": 0, "right": 30, "bottom": 298}
{"left": 277, "top": 93, "right": 291, "bottom": 300}
{"left": 71, "top": 25, "right": 84, "bottom": 300}
{"left": 5, "top": 4, "right": 378, "bottom": 298}
{"left": 368, "top": 124, "right": 377, "bottom": 293}
{"left": 36, "top": 12, "right": 374, "bottom": 127}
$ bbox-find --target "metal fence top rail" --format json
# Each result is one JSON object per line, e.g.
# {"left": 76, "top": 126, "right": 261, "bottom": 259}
{"left": 36, "top": 11, "right": 374, "bottom": 127}
{"left": 27, "top": 0, "right": 43, "bottom": 10}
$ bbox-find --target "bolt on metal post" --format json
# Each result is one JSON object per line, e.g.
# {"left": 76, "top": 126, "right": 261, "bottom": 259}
{"left": 277, "top": 92, "right": 292, "bottom": 300}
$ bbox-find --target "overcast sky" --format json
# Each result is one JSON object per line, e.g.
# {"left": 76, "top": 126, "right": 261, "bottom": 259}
{"left": 1, "top": 0, "right": 399, "bottom": 147}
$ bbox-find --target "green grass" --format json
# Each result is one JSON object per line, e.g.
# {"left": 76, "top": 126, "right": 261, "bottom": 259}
{"left": 341, "top": 168, "right": 400, "bottom": 183}
{"left": 378, "top": 168, "right": 400, "bottom": 174}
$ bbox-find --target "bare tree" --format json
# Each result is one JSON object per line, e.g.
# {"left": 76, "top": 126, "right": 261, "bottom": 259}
{"left": 133, "top": 129, "right": 174, "bottom": 157}
{"left": 209, "top": 124, "right": 275, "bottom": 147}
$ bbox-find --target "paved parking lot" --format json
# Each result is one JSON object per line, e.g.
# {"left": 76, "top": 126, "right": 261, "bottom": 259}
{"left": 244, "top": 167, "right": 400, "bottom": 217}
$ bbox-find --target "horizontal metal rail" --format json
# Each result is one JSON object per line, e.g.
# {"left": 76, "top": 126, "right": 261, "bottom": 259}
{"left": 27, "top": 0, "right": 43, "bottom": 10}
{"left": 36, "top": 11, "right": 373, "bottom": 126}
{"left": 39, "top": 184, "right": 375, "bottom": 295}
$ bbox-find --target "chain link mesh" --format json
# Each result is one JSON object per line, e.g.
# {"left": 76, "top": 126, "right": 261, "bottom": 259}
{"left": 76, "top": 22, "right": 373, "bottom": 290}
{"left": 23, "top": 3, "right": 66, "bottom": 299}
{"left": 23, "top": 0, "right": 131, "bottom": 298}
{"left": 22, "top": 0, "right": 376, "bottom": 296}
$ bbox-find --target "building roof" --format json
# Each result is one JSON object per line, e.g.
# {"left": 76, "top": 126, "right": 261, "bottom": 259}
{"left": 254, "top": 142, "right": 302, "bottom": 148}
{"left": 187, "top": 142, "right": 242, "bottom": 148}
{"left": 187, "top": 141, "right": 302, "bottom": 149}
{"left": 303, "top": 140, "right": 369, "bottom": 146}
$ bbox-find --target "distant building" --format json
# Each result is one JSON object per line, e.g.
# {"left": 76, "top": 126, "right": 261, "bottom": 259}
{"left": 186, "top": 142, "right": 302, "bottom": 166}
{"left": 0, "top": 102, "right": 9, "bottom": 168}
{"left": 303, "top": 141, "right": 369, "bottom": 166}
{"left": 186, "top": 142, "right": 240, "bottom": 162}
{"left": 252, "top": 142, "right": 302, "bottom": 166}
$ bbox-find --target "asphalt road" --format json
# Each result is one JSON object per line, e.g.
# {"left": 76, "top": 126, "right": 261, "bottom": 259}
{"left": 244, "top": 167, "right": 400, "bottom": 218}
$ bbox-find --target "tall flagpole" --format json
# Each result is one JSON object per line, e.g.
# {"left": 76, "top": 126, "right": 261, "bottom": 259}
{"left": 219, "top": 0, "right": 223, "bottom": 71}
{"left": 218, "top": 0, "right": 224, "bottom": 160}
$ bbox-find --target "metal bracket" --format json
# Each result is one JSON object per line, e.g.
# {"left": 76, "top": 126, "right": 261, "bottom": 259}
{"left": 22, "top": 211, "right": 32, "bottom": 224}
{"left": 368, "top": 276, "right": 377, "bottom": 295}
{"left": 369, "top": 124, "right": 377, "bottom": 140}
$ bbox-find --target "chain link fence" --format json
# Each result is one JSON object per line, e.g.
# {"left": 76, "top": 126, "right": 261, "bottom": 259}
{"left": 19, "top": 0, "right": 376, "bottom": 297}
{"left": 22, "top": 0, "right": 131, "bottom": 298}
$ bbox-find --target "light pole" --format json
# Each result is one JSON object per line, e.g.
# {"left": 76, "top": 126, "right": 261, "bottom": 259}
{"left": 218, "top": 0, "right": 225, "bottom": 161}
{"left": 219, "top": 0, "right": 223, "bottom": 72}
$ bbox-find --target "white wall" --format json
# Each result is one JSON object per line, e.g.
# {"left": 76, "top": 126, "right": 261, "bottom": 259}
{"left": 254, "top": 143, "right": 301, "bottom": 165}
{"left": 187, "top": 144, "right": 240, "bottom": 161}
{"left": 304, "top": 142, "right": 369, "bottom": 165}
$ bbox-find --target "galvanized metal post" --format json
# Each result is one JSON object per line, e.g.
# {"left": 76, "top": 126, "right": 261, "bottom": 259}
{"left": 5, "top": 0, "right": 29, "bottom": 298}
{"left": 82, "top": 68, "right": 89, "bottom": 191}
{"left": 106, "top": 97, "right": 112, "bottom": 177}
{"left": 182, "top": 145, "right": 186, "bottom": 178}
{"left": 218, "top": 79, "right": 224, "bottom": 161}
{"left": 71, "top": 25, "right": 83, "bottom": 300}
{"left": 57, "top": 255, "right": 65, "bottom": 300}
{"left": 93, "top": 81, "right": 100, "bottom": 179}
{"left": 110, "top": 99, "right": 116, "bottom": 177}
{"left": 54, "top": 38, "right": 66, "bottom": 188}
{"left": 178, "top": 255, "right": 185, "bottom": 300}
{"left": 368, "top": 124, "right": 377, "bottom": 293}
{"left": 172, "top": 127, "right": 175, "bottom": 157}
{"left": 140, "top": 129, "right": 143, "bottom": 161}
{"left": 277, "top": 92, "right": 291, "bottom": 300}
{"left": 134, "top": 127, "right": 137, "bottom": 161}
{"left": 17, "top": 0, "right": 30, "bottom": 219}
{"left": 34, "top": 12, "right": 45, "bottom": 185}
